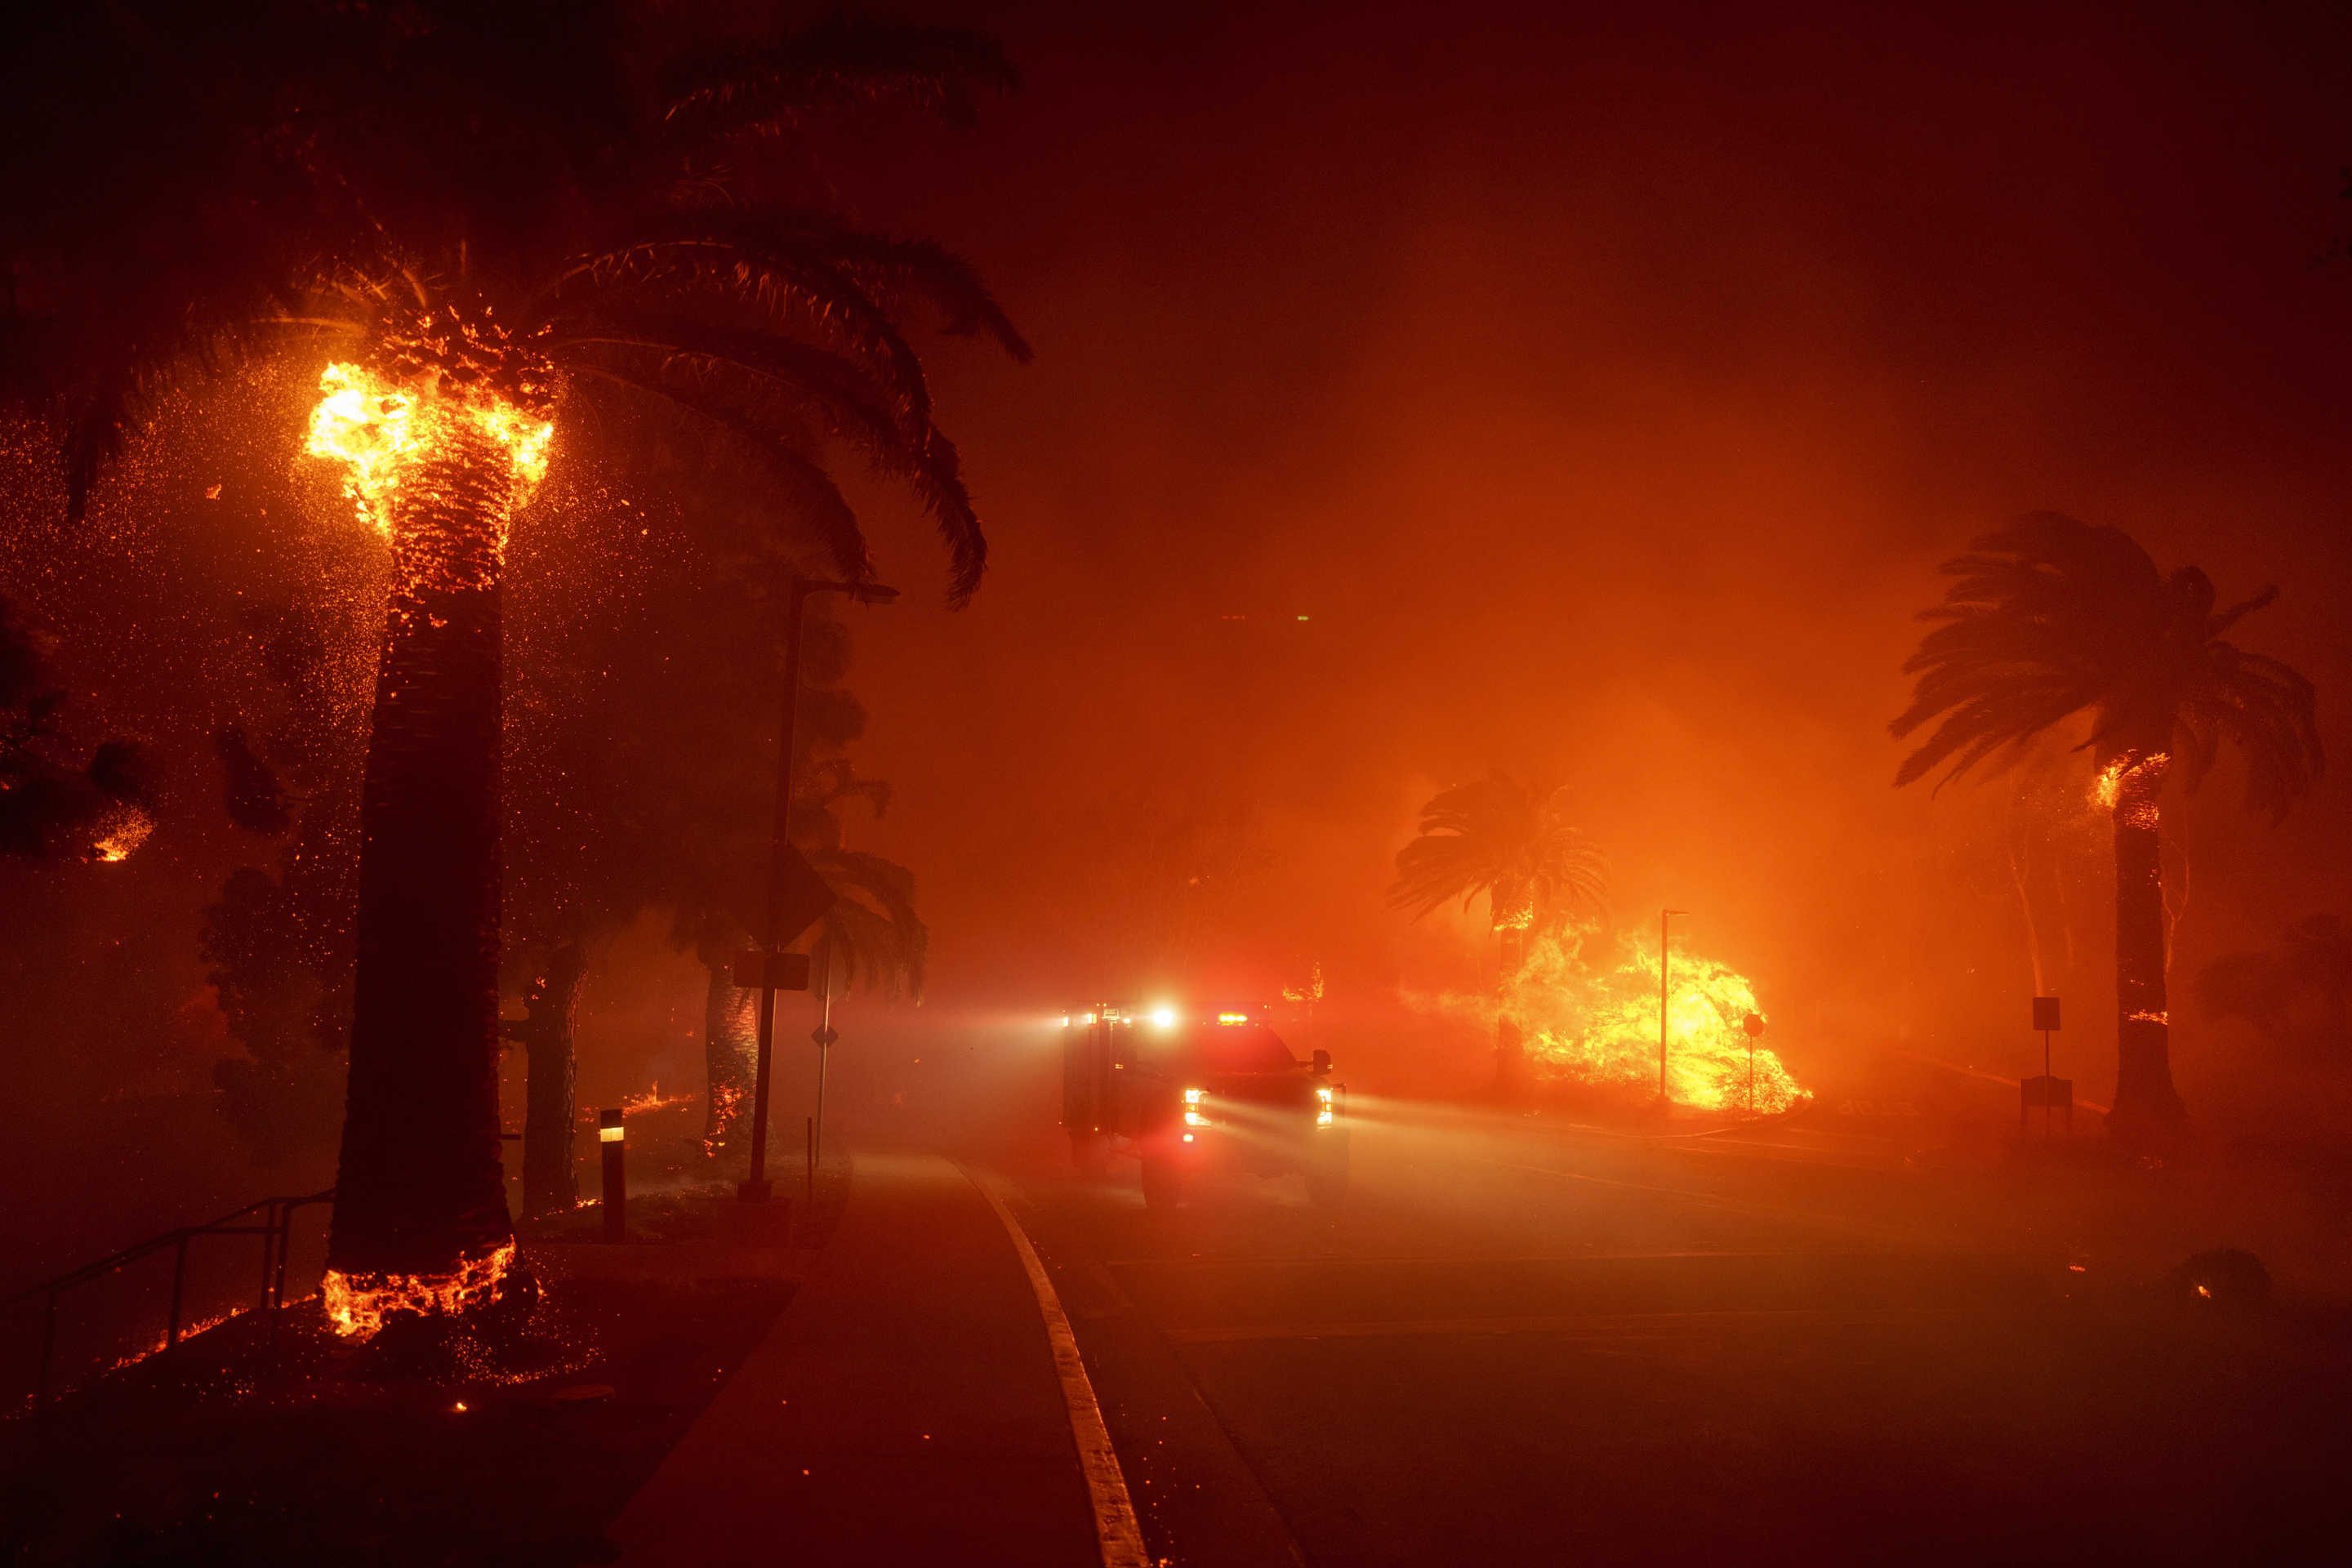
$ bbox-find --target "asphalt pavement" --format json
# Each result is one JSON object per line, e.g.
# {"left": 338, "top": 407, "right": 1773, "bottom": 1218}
{"left": 600, "top": 1106, "right": 2352, "bottom": 1567}
{"left": 998, "top": 1103, "right": 2352, "bottom": 1567}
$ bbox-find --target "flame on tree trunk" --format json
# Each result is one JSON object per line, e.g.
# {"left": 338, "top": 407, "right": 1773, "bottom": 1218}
{"left": 2103, "top": 749, "right": 2185, "bottom": 1143}
{"left": 308, "top": 313, "right": 555, "bottom": 1333}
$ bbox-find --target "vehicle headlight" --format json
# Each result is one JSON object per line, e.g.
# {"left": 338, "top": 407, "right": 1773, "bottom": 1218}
{"left": 1315, "top": 1085, "right": 1336, "bottom": 1126}
{"left": 1183, "top": 1086, "right": 1209, "bottom": 1127}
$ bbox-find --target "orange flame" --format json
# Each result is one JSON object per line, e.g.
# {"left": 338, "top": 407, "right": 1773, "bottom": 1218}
{"left": 2091, "top": 751, "right": 2168, "bottom": 821}
{"left": 305, "top": 361, "right": 553, "bottom": 537}
{"left": 589, "top": 1081, "right": 697, "bottom": 1120}
{"left": 701, "top": 1080, "right": 748, "bottom": 1157}
{"left": 322, "top": 1240, "right": 516, "bottom": 1339}
{"left": 1507, "top": 931, "right": 1808, "bottom": 1113}
{"left": 88, "top": 801, "right": 152, "bottom": 862}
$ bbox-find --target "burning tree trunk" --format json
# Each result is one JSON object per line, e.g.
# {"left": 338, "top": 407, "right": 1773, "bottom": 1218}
{"left": 509, "top": 942, "right": 588, "bottom": 1219}
{"left": 310, "top": 315, "right": 555, "bottom": 1334}
{"left": 2105, "top": 749, "right": 2185, "bottom": 1143}
{"left": 701, "top": 960, "right": 757, "bottom": 1157}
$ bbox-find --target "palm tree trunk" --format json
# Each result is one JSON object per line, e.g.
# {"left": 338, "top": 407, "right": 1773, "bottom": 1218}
{"left": 1495, "top": 925, "right": 1526, "bottom": 1095}
{"left": 2109, "top": 761, "right": 2186, "bottom": 1143}
{"left": 702, "top": 960, "right": 758, "bottom": 1157}
{"left": 519, "top": 941, "right": 587, "bottom": 1219}
{"left": 327, "top": 413, "right": 520, "bottom": 1293}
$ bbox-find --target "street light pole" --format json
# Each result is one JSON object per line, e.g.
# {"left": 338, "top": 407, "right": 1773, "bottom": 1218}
{"left": 741, "top": 576, "right": 898, "bottom": 1203}
{"left": 812, "top": 940, "right": 836, "bottom": 1183}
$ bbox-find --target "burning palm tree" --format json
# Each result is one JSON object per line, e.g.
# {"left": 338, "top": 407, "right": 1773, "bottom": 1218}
{"left": 5, "top": 6, "right": 1026, "bottom": 1330}
{"left": 1391, "top": 772, "right": 1608, "bottom": 1090}
{"left": 1891, "top": 514, "right": 2320, "bottom": 1144}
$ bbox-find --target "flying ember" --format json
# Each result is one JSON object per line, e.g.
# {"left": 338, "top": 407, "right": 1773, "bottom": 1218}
{"left": 1505, "top": 931, "right": 1808, "bottom": 1113}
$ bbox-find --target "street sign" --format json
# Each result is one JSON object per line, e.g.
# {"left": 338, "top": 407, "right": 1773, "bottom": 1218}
{"left": 733, "top": 951, "right": 812, "bottom": 991}
{"left": 2022, "top": 1074, "right": 2074, "bottom": 1134}
{"left": 2032, "top": 996, "right": 2060, "bottom": 1031}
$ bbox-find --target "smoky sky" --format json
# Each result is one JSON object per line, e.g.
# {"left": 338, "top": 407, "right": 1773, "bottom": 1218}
{"left": 814, "top": 0, "right": 2352, "bottom": 1097}
{"left": 11, "top": 0, "right": 2352, "bottom": 1197}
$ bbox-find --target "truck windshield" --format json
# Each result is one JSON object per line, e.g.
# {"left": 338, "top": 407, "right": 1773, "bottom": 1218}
{"left": 1190, "top": 1022, "right": 1297, "bottom": 1074}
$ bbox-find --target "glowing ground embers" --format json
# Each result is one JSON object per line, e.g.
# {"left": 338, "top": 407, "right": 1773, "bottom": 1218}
{"left": 323, "top": 1241, "right": 517, "bottom": 1339}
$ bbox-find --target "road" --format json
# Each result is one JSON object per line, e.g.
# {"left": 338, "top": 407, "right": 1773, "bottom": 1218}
{"left": 991, "top": 1102, "right": 2352, "bottom": 1567}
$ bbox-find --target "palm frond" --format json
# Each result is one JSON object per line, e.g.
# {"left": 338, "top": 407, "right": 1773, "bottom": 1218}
{"left": 808, "top": 230, "right": 1031, "bottom": 361}
{"left": 1389, "top": 773, "right": 1609, "bottom": 931}
{"left": 549, "top": 316, "right": 989, "bottom": 601}
{"left": 541, "top": 220, "right": 941, "bottom": 424}
{"left": 1892, "top": 512, "right": 2321, "bottom": 817}
{"left": 568, "top": 361, "right": 871, "bottom": 584}
{"left": 811, "top": 849, "right": 927, "bottom": 1001}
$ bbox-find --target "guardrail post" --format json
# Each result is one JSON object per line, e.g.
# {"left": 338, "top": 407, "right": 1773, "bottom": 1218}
{"left": 166, "top": 1234, "right": 189, "bottom": 1349}
{"left": 600, "top": 1109, "right": 626, "bottom": 1243}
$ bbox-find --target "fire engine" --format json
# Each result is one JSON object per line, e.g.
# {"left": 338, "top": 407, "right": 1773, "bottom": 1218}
{"left": 1060, "top": 1004, "right": 1348, "bottom": 1210}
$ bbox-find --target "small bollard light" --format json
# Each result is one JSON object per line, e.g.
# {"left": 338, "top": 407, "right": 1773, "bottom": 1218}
{"left": 599, "top": 1108, "right": 626, "bottom": 1242}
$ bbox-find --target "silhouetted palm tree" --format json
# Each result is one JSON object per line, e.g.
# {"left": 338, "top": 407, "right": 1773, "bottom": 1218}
{"left": 1891, "top": 514, "right": 2320, "bottom": 1143}
{"left": 1391, "top": 772, "right": 1608, "bottom": 1090}
{"left": 809, "top": 849, "right": 929, "bottom": 1003}
{"left": 5, "top": 6, "right": 1025, "bottom": 1307}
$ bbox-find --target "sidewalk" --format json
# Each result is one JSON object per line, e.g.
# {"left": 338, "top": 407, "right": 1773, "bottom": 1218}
{"left": 610, "top": 1152, "right": 1102, "bottom": 1567}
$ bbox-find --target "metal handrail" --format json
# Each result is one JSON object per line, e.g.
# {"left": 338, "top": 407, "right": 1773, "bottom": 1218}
{"left": 7, "top": 1187, "right": 335, "bottom": 1409}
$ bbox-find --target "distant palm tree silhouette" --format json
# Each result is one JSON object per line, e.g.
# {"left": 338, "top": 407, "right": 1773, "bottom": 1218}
{"left": 1391, "top": 772, "right": 1607, "bottom": 1092}
{"left": 808, "top": 849, "right": 929, "bottom": 1003}
{"left": 1891, "top": 514, "right": 2320, "bottom": 1143}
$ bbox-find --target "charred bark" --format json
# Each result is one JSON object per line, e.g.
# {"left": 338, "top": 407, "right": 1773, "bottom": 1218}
{"left": 702, "top": 960, "right": 758, "bottom": 1157}
{"left": 2109, "top": 760, "right": 2187, "bottom": 1144}
{"left": 328, "top": 415, "right": 519, "bottom": 1281}
{"left": 513, "top": 942, "right": 587, "bottom": 1219}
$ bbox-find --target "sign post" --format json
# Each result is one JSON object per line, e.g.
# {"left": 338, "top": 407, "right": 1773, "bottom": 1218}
{"left": 737, "top": 577, "right": 888, "bottom": 1203}
{"left": 735, "top": 858, "right": 828, "bottom": 1205}
{"left": 2027, "top": 996, "right": 2064, "bottom": 1137}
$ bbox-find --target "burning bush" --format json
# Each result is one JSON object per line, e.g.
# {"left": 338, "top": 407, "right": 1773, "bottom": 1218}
{"left": 1506, "top": 930, "right": 1808, "bottom": 1113}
